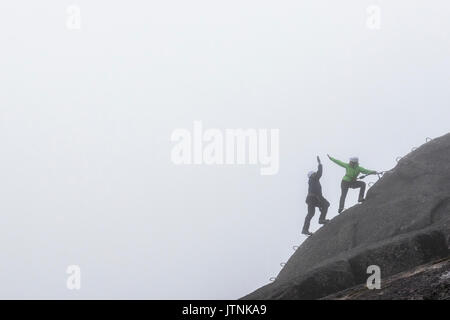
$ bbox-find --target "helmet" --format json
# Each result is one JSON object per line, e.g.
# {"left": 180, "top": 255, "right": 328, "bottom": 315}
{"left": 307, "top": 171, "right": 315, "bottom": 178}
{"left": 349, "top": 157, "right": 359, "bottom": 163}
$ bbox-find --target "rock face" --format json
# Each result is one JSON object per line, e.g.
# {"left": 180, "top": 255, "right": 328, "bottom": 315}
{"left": 322, "top": 257, "right": 450, "bottom": 300}
{"left": 242, "top": 133, "right": 450, "bottom": 300}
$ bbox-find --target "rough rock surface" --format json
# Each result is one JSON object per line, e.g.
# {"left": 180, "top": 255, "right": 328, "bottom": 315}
{"left": 243, "top": 133, "right": 450, "bottom": 300}
{"left": 322, "top": 257, "right": 450, "bottom": 300}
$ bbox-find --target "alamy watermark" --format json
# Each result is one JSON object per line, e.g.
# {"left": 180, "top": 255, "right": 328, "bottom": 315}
{"left": 366, "top": 265, "right": 381, "bottom": 290}
{"left": 366, "top": 5, "right": 381, "bottom": 30}
{"left": 170, "top": 121, "right": 280, "bottom": 175}
{"left": 66, "top": 5, "right": 81, "bottom": 30}
{"left": 66, "top": 265, "right": 81, "bottom": 290}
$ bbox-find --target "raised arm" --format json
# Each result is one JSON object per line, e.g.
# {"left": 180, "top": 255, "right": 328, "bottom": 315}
{"left": 316, "top": 156, "right": 323, "bottom": 179}
{"left": 327, "top": 155, "right": 348, "bottom": 168}
{"left": 359, "top": 166, "right": 377, "bottom": 175}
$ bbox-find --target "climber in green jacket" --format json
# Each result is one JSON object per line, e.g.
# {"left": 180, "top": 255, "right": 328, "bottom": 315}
{"left": 327, "top": 155, "right": 378, "bottom": 213}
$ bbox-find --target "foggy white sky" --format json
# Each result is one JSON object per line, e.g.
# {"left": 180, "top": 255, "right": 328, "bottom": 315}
{"left": 0, "top": 1, "right": 449, "bottom": 299}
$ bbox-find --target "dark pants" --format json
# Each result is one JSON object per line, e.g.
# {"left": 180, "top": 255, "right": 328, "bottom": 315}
{"left": 302, "top": 194, "right": 330, "bottom": 232}
{"left": 339, "top": 180, "right": 366, "bottom": 211}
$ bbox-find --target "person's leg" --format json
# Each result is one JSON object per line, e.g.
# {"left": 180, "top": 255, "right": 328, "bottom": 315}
{"left": 339, "top": 181, "right": 349, "bottom": 213}
{"left": 318, "top": 197, "right": 330, "bottom": 222}
{"left": 302, "top": 203, "right": 316, "bottom": 234}
{"left": 353, "top": 181, "right": 366, "bottom": 202}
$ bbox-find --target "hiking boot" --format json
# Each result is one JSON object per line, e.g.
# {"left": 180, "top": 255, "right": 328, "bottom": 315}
{"left": 319, "top": 219, "right": 330, "bottom": 225}
{"left": 302, "top": 230, "right": 313, "bottom": 236}
{"left": 338, "top": 208, "right": 344, "bottom": 214}
{"left": 358, "top": 198, "right": 365, "bottom": 203}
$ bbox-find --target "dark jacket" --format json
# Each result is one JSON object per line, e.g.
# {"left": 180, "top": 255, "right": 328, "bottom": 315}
{"left": 308, "top": 163, "right": 322, "bottom": 196}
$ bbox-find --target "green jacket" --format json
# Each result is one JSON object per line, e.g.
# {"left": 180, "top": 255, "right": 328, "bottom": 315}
{"left": 329, "top": 156, "right": 376, "bottom": 182}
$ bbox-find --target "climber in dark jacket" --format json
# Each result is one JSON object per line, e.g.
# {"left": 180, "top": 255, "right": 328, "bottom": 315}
{"left": 302, "top": 156, "right": 330, "bottom": 236}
